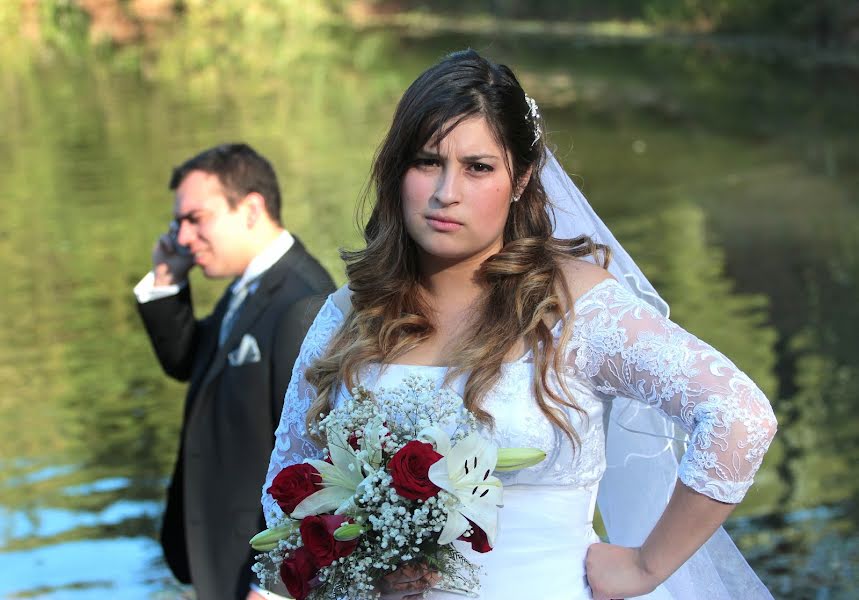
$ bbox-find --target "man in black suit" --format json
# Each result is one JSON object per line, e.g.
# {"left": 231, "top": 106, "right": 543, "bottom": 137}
{"left": 135, "top": 143, "right": 335, "bottom": 600}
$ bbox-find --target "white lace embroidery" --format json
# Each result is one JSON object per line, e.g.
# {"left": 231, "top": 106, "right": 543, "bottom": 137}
{"left": 572, "top": 279, "right": 778, "bottom": 503}
{"left": 263, "top": 279, "right": 777, "bottom": 524}
{"left": 261, "top": 296, "right": 342, "bottom": 525}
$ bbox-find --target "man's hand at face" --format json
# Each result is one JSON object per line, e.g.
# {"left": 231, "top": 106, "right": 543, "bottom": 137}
{"left": 152, "top": 230, "right": 195, "bottom": 286}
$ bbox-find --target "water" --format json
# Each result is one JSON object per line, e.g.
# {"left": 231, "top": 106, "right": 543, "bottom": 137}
{"left": 1, "top": 22, "right": 857, "bottom": 599}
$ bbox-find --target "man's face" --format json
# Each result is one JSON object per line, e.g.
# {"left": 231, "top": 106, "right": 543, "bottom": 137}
{"left": 173, "top": 170, "right": 252, "bottom": 279}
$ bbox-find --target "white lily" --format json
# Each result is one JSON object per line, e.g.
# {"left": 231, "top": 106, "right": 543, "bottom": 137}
{"left": 292, "top": 426, "right": 368, "bottom": 519}
{"left": 333, "top": 522, "right": 365, "bottom": 541}
{"left": 361, "top": 418, "right": 386, "bottom": 469}
{"left": 417, "top": 425, "right": 452, "bottom": 456}
{"left": 495, "top": 447, "right": 547, "bottom": 471}
{"left": 428, "top": 432, "right": 503, "bottom": 547}
{"left": 249, "top": 520, "right": 298, "bottom": 551}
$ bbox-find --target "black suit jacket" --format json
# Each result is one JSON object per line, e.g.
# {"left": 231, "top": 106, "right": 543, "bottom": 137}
{"left": 138, "top": 238, "right": 334, "bottom": 600}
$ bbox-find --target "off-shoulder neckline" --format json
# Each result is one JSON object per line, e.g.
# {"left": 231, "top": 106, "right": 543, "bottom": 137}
{"left": 331, "top": 277, "right": 621, "bottom": 370}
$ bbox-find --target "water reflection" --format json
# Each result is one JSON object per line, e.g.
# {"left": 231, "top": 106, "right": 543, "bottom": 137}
{"left": 1, "top": 22, "right": 857, "bottom": 599}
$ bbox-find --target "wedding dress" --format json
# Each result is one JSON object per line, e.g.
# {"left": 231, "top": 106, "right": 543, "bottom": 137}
{"left": 261, "top": 276, "right": 777, "bottom": 599}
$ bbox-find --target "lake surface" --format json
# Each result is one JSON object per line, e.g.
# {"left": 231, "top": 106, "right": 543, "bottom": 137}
{"left": 1, "top": 22, "right": 857, "bottom": 599}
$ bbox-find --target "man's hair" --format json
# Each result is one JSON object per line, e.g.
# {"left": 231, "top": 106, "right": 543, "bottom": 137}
{"left": 169, "top": 143, "right": 282, "bottom": 224}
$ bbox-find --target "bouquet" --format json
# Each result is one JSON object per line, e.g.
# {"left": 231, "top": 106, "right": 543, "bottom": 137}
{"left": 251, "top": 375, "right": 545, "bottom": 599}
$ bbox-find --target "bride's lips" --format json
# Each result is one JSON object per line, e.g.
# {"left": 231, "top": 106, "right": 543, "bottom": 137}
{"left": 425, "top": 215, "right": 463, "bottom": 232}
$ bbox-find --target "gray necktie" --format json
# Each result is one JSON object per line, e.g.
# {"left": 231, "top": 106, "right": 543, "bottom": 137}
{"left": 219, "top": 279, "right": 254, "bottom": 347}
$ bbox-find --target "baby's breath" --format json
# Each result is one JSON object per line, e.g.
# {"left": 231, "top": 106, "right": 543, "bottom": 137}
{"left": 255, "top": 376, "right": 483, "bottom": 599}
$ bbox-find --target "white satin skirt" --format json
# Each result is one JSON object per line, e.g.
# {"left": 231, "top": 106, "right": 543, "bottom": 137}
{"left": 429, "top": 485, "right": 601, "bottom": 600}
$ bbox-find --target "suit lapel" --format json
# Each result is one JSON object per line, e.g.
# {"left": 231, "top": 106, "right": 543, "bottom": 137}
{"left": 196, "top": 241, "right": 308, "bottom": 394}
{"left": 184, "top": 291, "right": 230, "bottom": 419}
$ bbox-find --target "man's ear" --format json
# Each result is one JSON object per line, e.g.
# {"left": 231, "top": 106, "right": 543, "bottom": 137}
{"left": 242, "top": 192, "right": 266, "bottom": 228}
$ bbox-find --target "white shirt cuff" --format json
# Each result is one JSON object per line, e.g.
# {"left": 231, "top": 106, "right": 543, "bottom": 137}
{"left": 133, "top": 270, "right": 186, "bottom": 304}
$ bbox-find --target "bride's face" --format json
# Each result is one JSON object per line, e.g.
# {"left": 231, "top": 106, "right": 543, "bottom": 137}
{"left": 401, "top": 116, "right": 513, "bottom": 267}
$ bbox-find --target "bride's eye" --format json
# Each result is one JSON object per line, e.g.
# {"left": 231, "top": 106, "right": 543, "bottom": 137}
{"left": 413, "top": 157, "right": 440, "bottom": 169}
{"left": 469, "top": 162, "right": 493, "bottom": 173}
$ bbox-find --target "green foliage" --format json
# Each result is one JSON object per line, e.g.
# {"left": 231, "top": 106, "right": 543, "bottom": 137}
{"left": 395, "top": 0, "right": 856, "bottom": 42}
{"left": 0, "top": 0, "right": 89, "bottom": 59}
{"left": 642, "top": 0, "right": 812, "bottom": 33}
{"left": 395, "top": 0, "right": 646, "bottom": 21}
{"left": 2, "top": 0, "right": 855, "bottom": 57}
{"left": 149, "top": 0, "right": 348, "bottom": 88}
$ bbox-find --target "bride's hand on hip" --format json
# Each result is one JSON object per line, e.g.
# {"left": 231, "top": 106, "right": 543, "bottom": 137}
{"left": 585, "top": 542, "right": 659, "bottom": 600}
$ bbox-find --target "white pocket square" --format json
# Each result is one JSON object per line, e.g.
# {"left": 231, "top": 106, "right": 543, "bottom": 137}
{"left": 228, "top": 334, "right": 261, "bottom": 367}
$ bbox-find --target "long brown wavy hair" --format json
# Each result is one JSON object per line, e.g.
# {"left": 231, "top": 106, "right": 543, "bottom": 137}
{"left": 306, "top": 49, "right": 609, "bottom": 446}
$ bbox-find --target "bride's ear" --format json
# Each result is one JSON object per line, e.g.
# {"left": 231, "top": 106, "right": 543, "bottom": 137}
{"left": 514, "top": 167, "right": 533, "bottom": 199}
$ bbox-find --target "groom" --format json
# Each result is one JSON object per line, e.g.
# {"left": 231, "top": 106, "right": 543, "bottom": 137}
{"left": 135, "top": 143, "right": 334, "bottom": 599}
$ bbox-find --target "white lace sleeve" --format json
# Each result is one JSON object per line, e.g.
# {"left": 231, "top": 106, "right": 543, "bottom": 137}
{"left": 572, "top": 279, "right": 777, "bottom": 504}
{"left": 261, "top": 294, "right": 345, "bottom": 526}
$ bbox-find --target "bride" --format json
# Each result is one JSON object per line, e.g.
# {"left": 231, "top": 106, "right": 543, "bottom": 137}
{"left": 261, "top": 49, "right": 777, "bottom": 600}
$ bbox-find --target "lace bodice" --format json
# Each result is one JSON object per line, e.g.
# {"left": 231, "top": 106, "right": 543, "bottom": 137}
{"left": 262, "top": 278, "right": 777, "bottom": 527}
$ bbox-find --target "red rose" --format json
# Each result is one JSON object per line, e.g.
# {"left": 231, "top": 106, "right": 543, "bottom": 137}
{"left": 267, "top": 463, "right": 321, "bottom": 515}
{"left": 388, "top": 441, "right": 443, "bottom": 501}
{"left": 458, "top": 519, "right": 492, "bottom": 553}
{"left": 300, "top": 514, "right": 359, "bottom": 568}
{"left": 280, "top": 546, "right": 318, "bottom": 600}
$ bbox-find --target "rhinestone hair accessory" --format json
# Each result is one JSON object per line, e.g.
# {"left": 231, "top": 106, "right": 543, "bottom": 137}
{"left": 524, "top": 93, "right": 542, "bottom": 148}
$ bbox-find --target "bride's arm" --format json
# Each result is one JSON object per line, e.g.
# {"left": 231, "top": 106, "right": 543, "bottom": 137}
{"left": 261, "top": 292, "right": 346, "bottom": 526}
{"left": 566, "top": 272, "right": 777, "bottom": 597}
{"left": 586, "top": 481, "right": 735, "bottom": 598}
{"left": 639, "top": 480, "right": 735, "bottom": 579}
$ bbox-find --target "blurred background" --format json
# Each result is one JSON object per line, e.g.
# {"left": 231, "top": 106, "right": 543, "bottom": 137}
{"left": 1, "top": 0, "right": 857, "bottom": 598}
